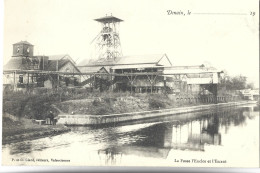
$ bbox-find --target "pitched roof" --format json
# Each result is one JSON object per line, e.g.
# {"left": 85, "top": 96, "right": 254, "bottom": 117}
{"left": 4, "top": 57, "right": 41, "bottom": 70}
{"left": 94, "top": 16, "right": 123, "bottom": 23}
{"left": 78, "top": 66, "right": 108, "bottom": 73}
{"left": 46, "top": 59, "right": 80, "bottom": 73}
{"left": 111, "top": 64, "right": 161, "bottom": 70}
{"left": 48, "top": 54, "right": 76, "bottom": 64}
{"left": 4, "top": 57, "right": 23, "bottom": 70}
{"left": 46, "top": 59, "right": 68, "bottom": 71}
{"left": 85, "top": 56, "right": 121, "bottom": 66}
{"left": 78, "top": 54, "right": 172, "bottom": 68}
{"left": 13, "top": 41, "right": 33, "bottom": 46}
{"left": 115, "top": 54, "right": 170, "bottom": 65}
{"left": 163, "top": 65, "right": 220, "bottom": 75}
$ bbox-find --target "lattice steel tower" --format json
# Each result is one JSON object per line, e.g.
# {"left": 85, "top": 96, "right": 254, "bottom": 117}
{"left": 91, "top": 14, "right": 123, "bottom": 62}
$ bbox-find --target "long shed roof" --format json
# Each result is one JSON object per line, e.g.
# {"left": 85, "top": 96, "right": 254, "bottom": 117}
{"left": 163, "top": 65, "right": 221, "bottom": 74}
{"left": 115, "top": 54, "right": 171, "bottom": 65}
{"left": 111, "top": 64, "right": 162, "bottom": 70}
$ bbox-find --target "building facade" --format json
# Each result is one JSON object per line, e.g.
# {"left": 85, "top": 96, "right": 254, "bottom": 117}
{"left": 3, "top": 41, "right": 81, "bottom": 89}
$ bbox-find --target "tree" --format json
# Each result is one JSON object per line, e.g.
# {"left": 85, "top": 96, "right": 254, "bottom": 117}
{"left": 230, "top": 75, "right": 247, "bottom": 90}
{"left": 246, "top": 82, "right": 255, "bottom": 89}
{"left": 219, "top": 71, "right": 248, "bottom": 90}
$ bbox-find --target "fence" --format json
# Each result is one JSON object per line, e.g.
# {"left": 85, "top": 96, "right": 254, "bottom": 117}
{"left": 169, "top": 95, "right": 240, "bottom": 104}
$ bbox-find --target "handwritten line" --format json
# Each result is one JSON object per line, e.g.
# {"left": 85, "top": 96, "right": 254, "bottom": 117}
{"left": 193, "top": 13, "right": 247, "bottom": 15}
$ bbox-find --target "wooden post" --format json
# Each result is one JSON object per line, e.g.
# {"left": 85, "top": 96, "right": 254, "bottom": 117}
{"left": 94, "top": 74, "right": 96, "bottom": 89}
{"left": 213, "top": 84, "right": 218, "bottom": 103}
{"left": 42, "top": 56, "right": 44, "bottom": 70}
{"left": 179, "top": 75, "right": 181, "bottom": 94}
{"left": 56, "top": 60, "right": 58, "bottom": 71}
{"left": 13, "top": 71, "right": 16, "bottom": 90}
{"left": 111, "top": 74, "right": 114, "bottom": 91}
{"left": 27, "top": 73, "right": 29, "bottom": 84}
{"left": 27, "top": 73, "right": 29, "bottom": 91}
{"left": 130, "top": 69, "right": 133, "bottom": 93}
{"left": 57, "top": 74, "right": 59, "bottom": 88}
{"left": 164, "top": 76, "right": 166, "bottom": 94}
{"left": 151, "top": 74, "right": 153, "bottom": 94}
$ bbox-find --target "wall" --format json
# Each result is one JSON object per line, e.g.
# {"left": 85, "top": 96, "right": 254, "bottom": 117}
{"left": 59, "top": 62, "right": 80, "bottom": 73}
{"left": 12, "top": 44, "right": 34, "bottom": 57}
{"left": 57, "top": 101, "right": 255, "bottom": 126}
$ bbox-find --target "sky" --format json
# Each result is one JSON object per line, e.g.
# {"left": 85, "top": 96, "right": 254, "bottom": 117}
{"left": 2, "top": 0, "right": 259, "bottom": 86}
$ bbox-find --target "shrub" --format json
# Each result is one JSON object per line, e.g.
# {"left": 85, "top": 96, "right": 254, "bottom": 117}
{"left": 149, "top": 98, "right": 166, "bottom": 109}
{"left": 93, "top": 107, "right": 108, "bottom": 115}
{"left": 89, "top": 99, "right": 114, "bottom": 115}
{"left": 3, "top": 91, "right": 65, "bottom": 119}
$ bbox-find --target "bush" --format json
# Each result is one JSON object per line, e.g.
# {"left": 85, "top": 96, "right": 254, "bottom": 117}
{"left": 89, "top": 99, "right": 114, "bottom": 115}
{"left": 149, "top": 98, "right": 166, "bottom": 109}
{"left": 93, "top": 107, "right": 109, "bottom": 115}
{"left": 3, "top": 91, "right": 65, "bottom": 119}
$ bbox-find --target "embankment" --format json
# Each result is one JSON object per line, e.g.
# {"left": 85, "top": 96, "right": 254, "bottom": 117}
{"left": 2, "top": 113, "right": 71, "bottom": 145}
{"left": 2, "top": 127, "right": 71, "bottom": 145}
{"left": 57, "top": 100, "right": 256, "bottom": 126}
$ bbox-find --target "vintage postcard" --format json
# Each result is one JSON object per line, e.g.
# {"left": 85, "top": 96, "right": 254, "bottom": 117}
{"left": 1, "top": 0, "right": 259, "bottom": 170}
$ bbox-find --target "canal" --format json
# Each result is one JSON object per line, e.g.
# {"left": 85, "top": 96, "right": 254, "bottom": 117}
{"left": 2, "top": 104, "right": 259, "bottom": 167}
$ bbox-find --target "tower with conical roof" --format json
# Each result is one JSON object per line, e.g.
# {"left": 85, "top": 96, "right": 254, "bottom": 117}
{"left": 90, "top": 14, "right": 123, "bottom": 63}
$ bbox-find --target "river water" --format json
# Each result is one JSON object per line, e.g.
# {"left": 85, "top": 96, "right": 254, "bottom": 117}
{"left": 2, "top": 104, "right": 259, "bottom": 167}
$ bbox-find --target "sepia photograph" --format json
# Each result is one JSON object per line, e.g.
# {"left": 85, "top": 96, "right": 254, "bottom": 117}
{"left": 0, "top": 0, "right": 259, "bottom": 171}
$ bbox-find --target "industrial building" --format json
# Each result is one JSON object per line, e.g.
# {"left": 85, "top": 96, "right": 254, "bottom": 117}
{"left": 3, "top": 41, "right": 81, "bottom": 89}
{"left": 77, "top": 15, "right": 222, "bottom": 96}
{"left": 3, "top": 15, "right": 222, "bottom": 98}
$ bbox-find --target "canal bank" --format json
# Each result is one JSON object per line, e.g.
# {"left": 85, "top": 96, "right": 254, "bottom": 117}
{"left": 57, "top": 100, "right": 257, "bottom": 126}
{"left": 2, "top": 114, "right": 71, "bottom": 145}
{"left": 2, "top": 126, "right": 71, "bottom": 145}
{"left": 2, "top": 104, "right": 259, "bottom": 167}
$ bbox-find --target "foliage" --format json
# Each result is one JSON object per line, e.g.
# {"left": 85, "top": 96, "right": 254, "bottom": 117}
{"left": 4, "top": 88, "right": 225, "bottom": 118}
{"left": 246, "top": 82, "right": 255, "bottom": 90}
{"left": 148, "top": 94, "right": 170, "bottom": 109}
{"left": 89, "top": 98, "right": 114, "bottom": 115}
{"left": 219, "top": 72, "right": 249, "bottom": 90}
{"left": 149, "top": 98, "right": 166, "bottom": 109}
{"left": 3, "top": 90, "right": 65, "bottom": 119}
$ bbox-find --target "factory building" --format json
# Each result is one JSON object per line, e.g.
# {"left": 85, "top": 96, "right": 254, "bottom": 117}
{"left": 76, "top": 15, "right": 221, "bottom": 96}
{"left": 3, "top": 41, "right": 81, "bottom": 89}
{"left": 3, "top": 15, "right": 222, "bottom": 98}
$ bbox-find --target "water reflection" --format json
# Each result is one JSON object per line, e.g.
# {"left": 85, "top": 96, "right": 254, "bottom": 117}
{"left": 2, "top": 105, "right": 259, "bottom": 166}
{"left": 97, "top": 105, "right": 259, "bottom": 162}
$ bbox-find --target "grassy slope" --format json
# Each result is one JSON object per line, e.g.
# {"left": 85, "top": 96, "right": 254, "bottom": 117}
{"left": 2, "top": 117, "right": 70, "bottom": 145}
{"left": 55, "top": 93, "right": 202, "bottom": 115}
{"left": 3, "top": 88, "right": 226, "bottom": 118}
{"left": 2, "top": 117, "right": 66, "bottom": 138}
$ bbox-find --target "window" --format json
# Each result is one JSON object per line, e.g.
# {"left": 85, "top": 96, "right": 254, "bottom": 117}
{"left": 19, "top": 75, "right": 23, "bottom": 83}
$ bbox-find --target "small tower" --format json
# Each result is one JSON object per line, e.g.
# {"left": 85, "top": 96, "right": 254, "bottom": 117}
{"left": 12, "top": 41, "right": 34, "bottom": 57}
{"left": 10, "top": 41, "right": 40, "bottom": 70}
{"left": 91, "top": 14, "right": 123, "bottom": 62}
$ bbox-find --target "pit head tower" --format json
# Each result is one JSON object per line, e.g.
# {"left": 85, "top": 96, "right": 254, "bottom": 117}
{"left": 91, "top": 14, "right": 123, "bottom": 62}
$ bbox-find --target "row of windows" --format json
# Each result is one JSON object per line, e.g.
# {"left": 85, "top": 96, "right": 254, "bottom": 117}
{"left": 19, "top": 75, "right": 38, "bottom": 83}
